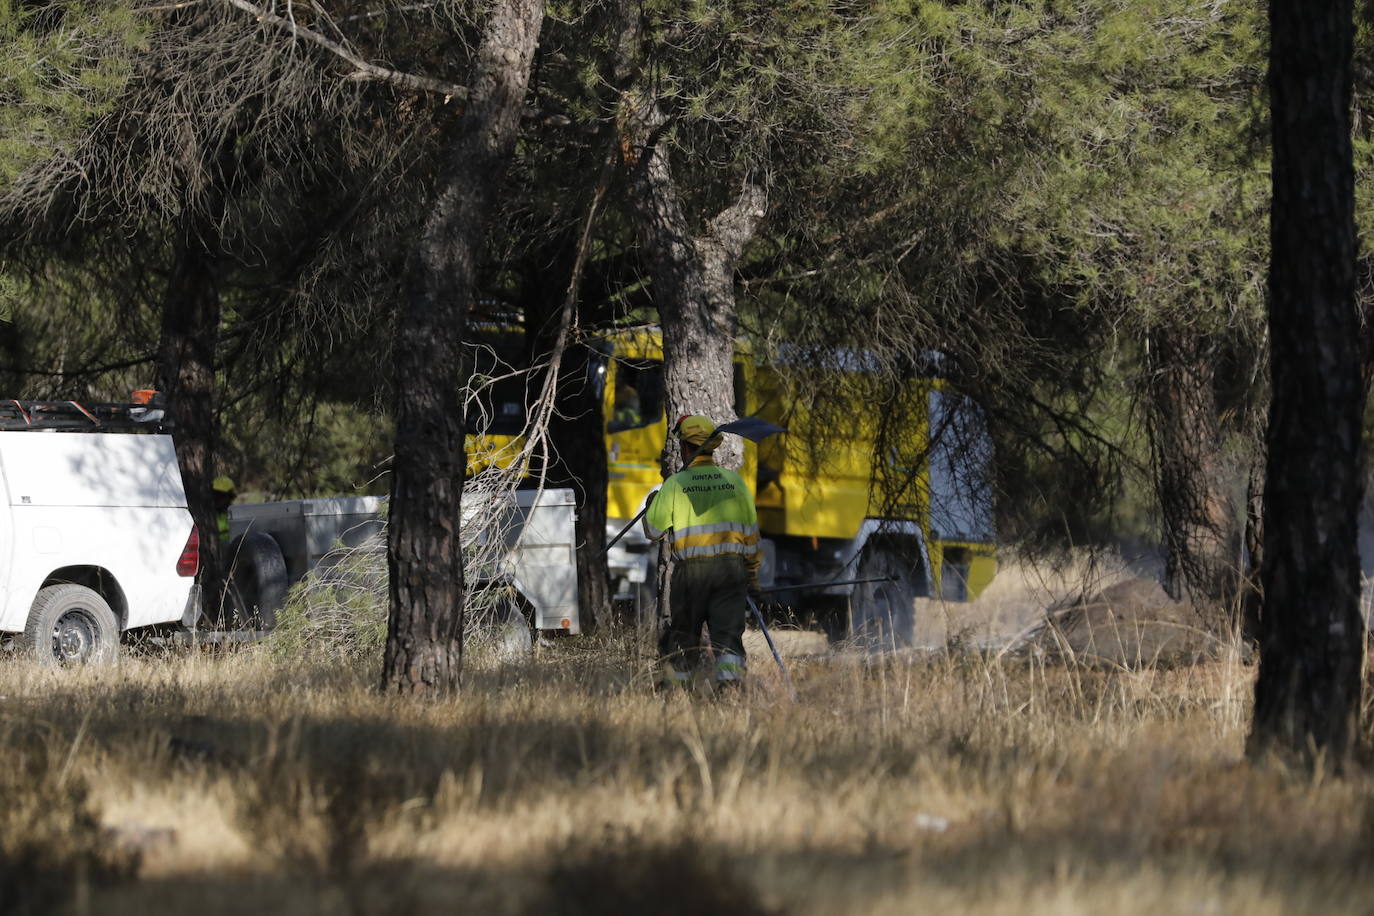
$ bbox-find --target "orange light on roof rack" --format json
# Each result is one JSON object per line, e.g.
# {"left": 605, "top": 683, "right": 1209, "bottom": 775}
{"left": 131, "top": 389, "right": 158, "bottom": 405}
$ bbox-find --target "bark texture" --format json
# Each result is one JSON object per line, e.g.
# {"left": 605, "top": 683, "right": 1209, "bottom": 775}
{"left": 548, "top": 343, "right": 611, "bottom": 629}
{"left": 384, "top": 0, "right": 544, "bottom": 694}
{"left": 524, "top": 245, "right": 612, "bottom": 631}
{"left": 1146, "top": 328, "right": 1238, "bottom": 609}
{"left": 629, "top": 148, "right": 764, "bottom": 475}
{"left": 156, "top": 180, "right": 227, "bottom": 626}
{"left": 1249, "top": 0, "right": 1365, "bottom": 764}
{"left": 616, "top": 3, "right": 765, "bottom": 474}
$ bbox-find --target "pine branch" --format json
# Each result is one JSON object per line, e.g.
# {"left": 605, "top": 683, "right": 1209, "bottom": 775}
{"left": 216, "top": 0, "right": 468, "bottom": 101}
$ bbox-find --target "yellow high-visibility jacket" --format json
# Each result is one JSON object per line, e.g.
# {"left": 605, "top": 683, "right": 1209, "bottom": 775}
{"left": 643, "top": 457, "right": 760, "bottom": 578}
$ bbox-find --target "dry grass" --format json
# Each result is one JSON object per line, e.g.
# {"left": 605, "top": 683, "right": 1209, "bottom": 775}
{"left": 3, "top": 575, "right": 1374, "bottom": 915}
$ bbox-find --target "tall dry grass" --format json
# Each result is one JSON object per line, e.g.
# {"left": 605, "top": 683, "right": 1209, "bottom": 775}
{"left": 3, "top": 576, "right": 1374, "bottom": 915}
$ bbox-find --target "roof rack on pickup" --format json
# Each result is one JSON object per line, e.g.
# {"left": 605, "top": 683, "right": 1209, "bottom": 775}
{"left": 0, "top": 397, "right": 170, "bottom": 432}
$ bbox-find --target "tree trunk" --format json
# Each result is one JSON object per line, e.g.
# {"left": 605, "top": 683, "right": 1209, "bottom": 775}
{"left": 551, "top": 344, "right": 611, "bottom": 629}
{"left": 613, "top": 2, "right": 765, "bottom": 643}
{"left": 615, "top": 2, "right": 765, "bottom": 475}
{"left": 156, "top": 182, "right": 227, "bottom": 626}
{"left": 1249, "top": 0, "right": 1364, "bottom": 765}
{"left": 383, "top": 0, "right": 544, "bottom": 695}
{"left": 524, "top": 269, "right": 612, "bottom": 632}
{"left": 1146, "top": 328, "right": 1239, "bottom": 610}
{"left": 1240, "top": 453, "right": 1265, "bottom": 642}
{"left": 625, "top": 133, "right": 764, "bottom": 473}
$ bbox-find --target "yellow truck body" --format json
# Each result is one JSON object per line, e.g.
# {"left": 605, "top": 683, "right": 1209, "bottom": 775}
{"left": 595, "top": 330, "right": 997, "bottom": 620}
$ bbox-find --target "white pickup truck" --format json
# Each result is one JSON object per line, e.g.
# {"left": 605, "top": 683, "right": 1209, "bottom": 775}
{"left": 0, "top": 400, "right": 200, "bottom": 663}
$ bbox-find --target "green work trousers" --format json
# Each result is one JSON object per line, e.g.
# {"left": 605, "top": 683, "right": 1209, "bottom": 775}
{"left": 660, "top": 554, "right": 749, "bottom": 683}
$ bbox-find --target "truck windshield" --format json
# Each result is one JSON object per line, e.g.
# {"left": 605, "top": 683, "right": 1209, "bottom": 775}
{"left": 608, "top": 359, "right": 664, "bottom": 432}
{"left": 464, "top": 335, "right": 529, "bottom": 437}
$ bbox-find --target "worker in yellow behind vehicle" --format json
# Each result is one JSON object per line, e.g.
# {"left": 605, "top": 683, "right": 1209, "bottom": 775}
{"left": 643, "top": 415, "right": 761, "bottom": 691}
{"left": 212, "top": 475, "right": 237, "bottom": 541}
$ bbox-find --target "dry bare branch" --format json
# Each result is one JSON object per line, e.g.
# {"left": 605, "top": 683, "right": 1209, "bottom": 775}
{"left": 215, "top": 0, "right": 468, "bottom": 101}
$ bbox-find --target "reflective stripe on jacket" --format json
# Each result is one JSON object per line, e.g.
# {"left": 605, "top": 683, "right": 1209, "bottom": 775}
{"left": 642, "top": 458, "right": 760, "bottom": 575}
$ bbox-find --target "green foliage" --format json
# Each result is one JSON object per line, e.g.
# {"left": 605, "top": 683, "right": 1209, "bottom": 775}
{"left": 271, "top": 545, "right": 388, "bottom": 661}
{"left": 0, "top": 269, "right": 18, "bottom": 324}
{"left": 740, "top": 1, "right": 1277, "bottom": 553}
{"left": 219, "top": 400, "right": 393, "bottom": 500}
{"left": 908, "top": 0, "right": 1268, "bottom": 331}
{"left": 632, "top": 0, "right": 881, "bottom": 213}
{"left": 1352, "top": 4, "right": 1374, "bottom": 252}
{"left": 0, "top": 1, "right": 145, "bottom": 188}
{"left": 0, "top": 0, "right": 1358, "bottom": 558}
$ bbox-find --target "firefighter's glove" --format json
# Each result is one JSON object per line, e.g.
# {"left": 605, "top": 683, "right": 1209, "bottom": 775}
{"left": 747, "top": 583, "right": 763, "bottom": 607}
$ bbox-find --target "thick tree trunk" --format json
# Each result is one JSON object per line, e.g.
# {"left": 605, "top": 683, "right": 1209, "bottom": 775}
{"left": 383, "top": 0, "right": 544, "bottom": 695}
{"left": 615, "top": 4, "right": 764, "bottom": 475}
{"left": 621, "top": 117, "right": 764, "bottom": 472}
{"left": 524, "top": 275, "right": 611, "bottom": 631}
{"left": 614, "top": 2, "right": 765, "bottom": 640}
{"left": 1146, "top": 328, "right": 1238, "bottom": 610}
{"left": 549, "top": 344, "right": 611, "bottom": 629}
{"left": 1249, "top": 0, "right": 1364, "bottom": 765}
{"left": 625, "top": 114, "right": 764, "bottom": 639}
{"left": 156, "top": 184, "right": 227, "bottom": 626}
{"left": 626, "top": 145, "right": 730, "bottom": 462}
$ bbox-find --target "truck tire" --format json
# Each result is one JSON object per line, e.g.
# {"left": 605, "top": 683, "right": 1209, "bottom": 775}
{"left": 226, "top": 532, "right": 289, "bottom": 629}
{"left": 849, "top": 543, "right": 922, "bottom": 651}
{"left": 21, "top": 584, "right": 120, "bottom": 665}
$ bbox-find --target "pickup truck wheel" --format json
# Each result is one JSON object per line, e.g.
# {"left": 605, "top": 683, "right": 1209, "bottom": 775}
{"left": 22, "top": 584, "right": 119, "bottom": 665}
{"left": 849, "top": 544, "right": 922, "bottom": 651}
{"left": 226, "top": 532, "right": 289, "bottom": 629}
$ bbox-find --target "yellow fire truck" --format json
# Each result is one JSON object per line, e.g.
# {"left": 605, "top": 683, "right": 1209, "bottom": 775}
{"left": 595, "top": 328, "right": 996, "bottom": 646}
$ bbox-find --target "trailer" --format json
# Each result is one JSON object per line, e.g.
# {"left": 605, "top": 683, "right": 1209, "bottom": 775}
{"left": 225, "top": 487, "right": 582, "bottom": 641}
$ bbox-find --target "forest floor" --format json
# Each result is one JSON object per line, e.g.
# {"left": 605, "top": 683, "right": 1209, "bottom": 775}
{"left": 4, "top": 565, "right": 1374, "bottom": 915}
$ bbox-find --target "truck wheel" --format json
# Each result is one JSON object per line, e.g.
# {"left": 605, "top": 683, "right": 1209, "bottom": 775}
{"left": 21, "top": 584, "right": 119, "bottom": 665}
{"left": 849, "top": 544, "right": 922, "bottom": 651}
{"left": 814, "top": 596, "right": 850, "bottom": 644}
{"left": 226, "top": 532, "right": 289, "bottom": 629}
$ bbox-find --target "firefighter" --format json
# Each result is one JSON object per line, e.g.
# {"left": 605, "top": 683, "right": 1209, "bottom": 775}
{"left": 212, "top": 476, "right": 237, "bottom": 541}
{"left": 609, "top": 379, "right": 644, "bottom": 431}
{"left": 643, "top": 415, "right": 761, "bottom": 690}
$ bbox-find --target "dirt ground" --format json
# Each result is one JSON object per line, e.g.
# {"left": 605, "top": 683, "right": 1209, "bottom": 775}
{"left": 917, "top": 555, "right": 1145, "bottom": 652}
{"left": 752, "top": 555, "right": 1148, "bottom": 659}
{"left": 753, "top": 553, "right": 1246, "bottom": 663}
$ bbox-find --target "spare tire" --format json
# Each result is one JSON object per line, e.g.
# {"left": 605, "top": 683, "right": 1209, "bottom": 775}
{"left": 226, "top": 532, "right": 289, "bottom": 629}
